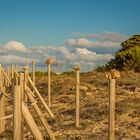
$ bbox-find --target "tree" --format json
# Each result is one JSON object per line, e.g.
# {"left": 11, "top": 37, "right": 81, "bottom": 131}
{"left": 99, "top": 34, "right": 140, "bottom": 72}
{"left": 121, "top": 35, "right": 140, "bottom": 50}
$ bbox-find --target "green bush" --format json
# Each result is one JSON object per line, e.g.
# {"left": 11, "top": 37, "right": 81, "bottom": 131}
{"left": 98, "top": 34, "right": 140, "bottom": 72}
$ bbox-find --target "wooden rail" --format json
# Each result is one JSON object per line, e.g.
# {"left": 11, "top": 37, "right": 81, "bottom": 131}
{"left": 0, "top": 62, "right": 120, "bottom": 140}
{"left": 28, "top": 76, "right": 54, "bottom": 118}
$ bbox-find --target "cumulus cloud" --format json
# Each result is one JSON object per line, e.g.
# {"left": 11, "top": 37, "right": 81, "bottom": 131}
{"left": 0, "top": 55, "right": 26, "bottom": 64}
{"left": 87, "top": 32, "right": 128, "bottom": 42}
{"left": 72, "top": 31, "right": 128, "bottom": 42}
{"left": 68, "top": 31, "right": 128, "bottom": 51}
{"left": 28, "top": 45, "right": 113, "bottom": 71}
{"left": 0, "top": 41, "right": 30, "bottom": 66}
{"left": 0, "top": 39, "right": 114, "bottom": 71}
{"left": 65, "top": 38, "right": 120, "bottom": 48}
{"left": 75, "top": 48, "right": 96, "bottom": 55}
{"left": 3, "top": 41, "right": 28, "bottom": 52}
{"left": 75, "top": 48, "right": 113, "bottom": 62}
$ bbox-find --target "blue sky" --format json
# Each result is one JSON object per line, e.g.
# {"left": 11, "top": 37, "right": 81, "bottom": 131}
{"left": 0, "top": 0, "right": 140, "bottom": 71}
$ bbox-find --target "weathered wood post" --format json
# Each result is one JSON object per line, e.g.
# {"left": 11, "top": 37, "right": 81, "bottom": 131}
{"left": 0, "top": 65, "right": 5, "bottom": 135}
{"left": 20, "top": 72, "right": 24, "bottom": 100}
{"left": 23, "top": 65, "right": 28, "bottom": 102}
{"left": 0, "top": 64, "right": 2, "bottom": 89}
{"left": 109, "top": 79, "right": 115, "bottom": 140}
{"left": 7, "top": 67, "right": 10, "bottom": 87}
{"left": 15, "top": 65, "right": 18, "bottom": 86}
{"left": 11, "top": 64, "right": 15, "bottom": 95}
{"left": 73, "top": 65, "right": 80, "bottom": 128}
{"left": 6, "top": 67, "right": 9, "bottom": 87}
{"left": 106, "top": 69, "right": 121, "bottom": 140}
{"left": 1, "top": 69, "right": 4, "bottom": 87}
{"left": 45, "top": 57, "right": 54, "bottom": 108}
{"left": 32, "top": 61, "right": 35, "bottom": 85}
{"left": 5, "top": 67, "right": 8, "bottom": 87}
{"left": 0, "top": 87, "right": 6, "bottom": 135}
{"left": 11, "top": 65, "right": 15, "bottom": 80}
{"left": 19, "top": 72, "right": 24, "bottom": 139}
{"left": 13, "top": 86, "right": 22, "bottom": 140}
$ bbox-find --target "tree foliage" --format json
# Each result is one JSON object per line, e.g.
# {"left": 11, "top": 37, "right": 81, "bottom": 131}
{"left": 96, "top": 34, "right": 140, "bottom": 72}
{"left": 121, "top": 35, "right": 140, "bottom": 50}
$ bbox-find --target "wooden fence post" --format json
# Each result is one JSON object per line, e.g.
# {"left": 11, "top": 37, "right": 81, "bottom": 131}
{"left": 73, "top": 65, "right": 80, "bottom": 128}
{"left": 5, "top": 68, "right": 7, "bottom": 87}
{"left": 11, "top": 65, "right": 14, "bottom": 79}
{"left": 13, "top": 86, "right": 22, "bottom": 140}
{"left": 6, "top": 67, "right": 9, "bottom": 87}
{"left": 0, "top": 64, "right": 2, "bottom": 89}
{"left": 45, "top": 58, "right": 54, "bottom": 108}
{"left": 20, "top": 73, "right": 24, "bottom": 100}
{"left": 19, "top": 72, "right": 24, "bottom": 139}
{"left": 48, "top": 63, "right": 51, "bottom": 107}
{"left": 109, "top": 79, "right": 115, "bottom": 140}
{"left": 7, "top": 67, "right": 10, "bottom": 87}
{"left": 0, "top": 65, "right": 5, "bottom": 135}
{"left": 24, "top": 66, "right": 28, "bottom": 102}
{"left": 32, "top": 61, "right": 35, "bottom": 85}
{"left": 0, "top": 87, "right": 6, "bottom": 135}
{"left": 2, "top": 69, "right": 4, "bottom": 87}
{"left": 15, "top": 66, "right": 18, "bottom": 86}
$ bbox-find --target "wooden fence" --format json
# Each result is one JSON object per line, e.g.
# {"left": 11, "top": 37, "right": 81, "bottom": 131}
{"left": 0, "top": 62, "right": 56, "bottom": 140}
{"left": 0, "top": 60, "right": 118, "bottom": 140}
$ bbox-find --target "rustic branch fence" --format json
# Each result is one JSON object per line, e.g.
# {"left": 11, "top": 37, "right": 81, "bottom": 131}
{"left": 0, "top": 62, "right": 56, "bottom": 140}
{"left": 0, "top": 60, "right": 119, "bottom": 140}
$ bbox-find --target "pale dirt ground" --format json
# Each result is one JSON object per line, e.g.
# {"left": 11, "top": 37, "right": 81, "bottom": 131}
{"left": 1, "top": 71, "right": 140, "bottom": 140}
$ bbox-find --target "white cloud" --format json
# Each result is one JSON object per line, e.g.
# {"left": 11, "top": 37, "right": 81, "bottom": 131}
{"left": 76, "top": 48, "right": 96, "bottom": 55}
{"left": 87, "top": 31, "right": 128, "bottom": 42}
{"left": 75, "top": 48, "right": 113, "bottom": 62}
{"left": 27, "top": 45, "right": 113, "bottom": 71}
{"left": 3, "top": 41, "right": 28, "bottom": 52}
{"left": 65, "top": 38, "right": 120, "bottom": 48}
{"left": 0, "top": 55, "right": 26, "bottom": 64}
{"left": 0, "top": 39, "right": 115, "bottom": 71}
{"left": 72, "top": 31, "right": 128, "bottom": 42}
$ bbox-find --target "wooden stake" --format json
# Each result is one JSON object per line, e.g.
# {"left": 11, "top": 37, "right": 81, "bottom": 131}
{"left": 47, "top": 63, "right": 51, "bottom": 108}
{"left": 5, "top": 67, "right": 8, "bottom": 87}
{"left": 19, "top": 72, "right": 24, "bottom": 140}
{"left": 11, "top": 65, "right": 15, "bottom": 79}
{"left": 6, "top": 67, "right": 9, "bottom": 87}
{"left": 28, "top": 76, "right": 54, "bottom": 118}
{"left": 109, "top": 79, "right": 115, "bottom": 140}
{"left": 0, "top": 87, "right": 6, "bottom": 134}
{"left": 13, "top": 86, "right": 22, "bottom": 140}
{"left": 22, "top": 102, "right": 43, "bottom": 140}
{"left": 73, "top": 65, "right": 80, "bottom": 128}
{"left": 1, "top": 69, "right": 4, "bottom": 87}
{"left": 0, "top": 65, "right": 5, "bottom": 135}
{"left": 15, "top": 66, "right": 18, "bottom": 86}
{"left": 32, "top": 61, "right": 35, "bottom": 85}
{"left": 25, "top": 86, "right": 56, "bottom": 140}
{"left": 45, "top": 57, "right": 54, "bottom": 108}
{"left": 24, "top": 66, "right": 28, "bottom": 102}
{"left": 7, "top": 67, "right": 10, "bottom": 87}
{"left": 0, "top": 64, "right": 3, "bottom": 89}
{"left": 20, "top": 73, "right": 24, "bottom": 100}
